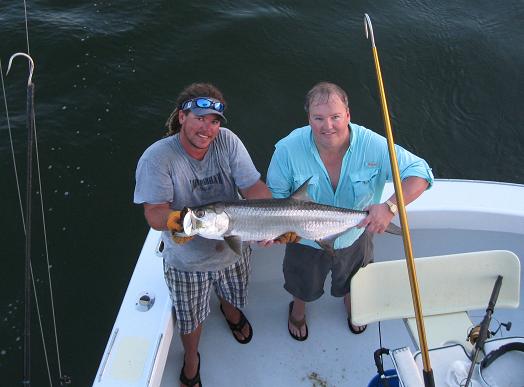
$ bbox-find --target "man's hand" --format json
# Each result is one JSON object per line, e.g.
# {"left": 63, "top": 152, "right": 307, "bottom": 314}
{"left": 167, "top": 210, "right": 194, "bottom": 244}
{"left": 357, "top": 203, "right": 394, "bottom": 234}
{"left": 257, "top": 232, "right": 301, "bottom": 247}
{"left": 274, "top": 232, "right": 301, "bottom": 244}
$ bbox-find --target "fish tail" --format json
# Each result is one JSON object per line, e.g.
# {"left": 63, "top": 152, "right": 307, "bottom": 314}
{"left": 385, "top": 222, "right": 402, "bottom": 235}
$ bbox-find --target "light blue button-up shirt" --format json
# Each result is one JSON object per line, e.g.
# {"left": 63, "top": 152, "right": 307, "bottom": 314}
{"left": 267, "top": 123, "right": 434, "bottom": 249}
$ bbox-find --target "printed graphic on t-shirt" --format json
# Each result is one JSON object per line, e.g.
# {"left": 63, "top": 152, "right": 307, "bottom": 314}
{"left": 190, "top": 173, "right": 224, "bottom": 192}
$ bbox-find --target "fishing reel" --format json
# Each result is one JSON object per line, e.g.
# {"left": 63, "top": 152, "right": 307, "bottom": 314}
{"left": 468, "top": 321, "right": 512, "bottom": 345}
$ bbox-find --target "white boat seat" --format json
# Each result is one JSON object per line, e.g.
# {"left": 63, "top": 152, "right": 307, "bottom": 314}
{"left": 350, "top": 250, "right": 520, "bottom": 349}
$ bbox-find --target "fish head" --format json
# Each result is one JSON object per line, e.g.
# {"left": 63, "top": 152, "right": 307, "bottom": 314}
{"left": 183, "top": 203, "right": 229, "bottom": 239}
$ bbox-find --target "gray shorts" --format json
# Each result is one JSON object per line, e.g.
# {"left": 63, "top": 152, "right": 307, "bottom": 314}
{"left": 283, "top": 231, "right": 374, "bottom": 301}
{"left": 163, "top": 247, "right": 251, "bottom": 334}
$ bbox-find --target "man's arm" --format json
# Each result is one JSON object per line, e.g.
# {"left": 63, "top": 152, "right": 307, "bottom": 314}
{"left": 143, "top": 203, "right": 172, "bottom": 231}
{"left": 359, "top": 176, "right": 429, "bottom": 234}
{"left": 384, "top": 176, "right": 429, "bottom": 208}
{"left": 239, "top": 179, "right": 272, "bottom": 200}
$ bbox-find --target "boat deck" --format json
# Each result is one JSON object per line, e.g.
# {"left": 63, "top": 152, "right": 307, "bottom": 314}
{"left": 160, "top": 229, "right": 524, "bottom": 386}
{"left": 94, "top": 180, "right": 524, "bottom": 387}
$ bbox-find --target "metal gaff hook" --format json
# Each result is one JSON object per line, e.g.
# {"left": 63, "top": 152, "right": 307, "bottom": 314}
{"left": 364, "top": 13, "right": 376, "bottom": 48}
{"left": 7, "top": 52, "right": 35, "bottom": 85}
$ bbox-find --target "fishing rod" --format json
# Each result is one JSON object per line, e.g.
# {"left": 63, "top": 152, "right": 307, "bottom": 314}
{"left": 363, "top": 14, "right": 435, "bottom": 387}
{"left": 7, "top": 52, "right": 35, "bottom": 387}
{"left": 464, "top": 275, "right": 503, "bottom": 387}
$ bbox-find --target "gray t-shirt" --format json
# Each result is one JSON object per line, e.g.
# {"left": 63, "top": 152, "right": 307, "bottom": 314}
{"left": 134, "top": 128, "right": 261, "bottom": 271}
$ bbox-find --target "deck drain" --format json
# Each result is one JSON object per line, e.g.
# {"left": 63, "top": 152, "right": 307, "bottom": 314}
{"left": 136, "top": 292, "right": 155, "bottom": 312}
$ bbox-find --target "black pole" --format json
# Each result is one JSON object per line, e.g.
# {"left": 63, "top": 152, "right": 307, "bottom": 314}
{"left": 23, "top": 81, "right": 35, "bottom": 387}
{"left": 422, "top": 370, "right": 435, "bottom": 387}
{"left": 464, "top": 275, "right": 503, "bottom": 386}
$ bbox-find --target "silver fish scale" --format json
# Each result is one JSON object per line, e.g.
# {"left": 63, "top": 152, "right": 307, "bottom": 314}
{"left": 222, "top": 200, "right": 366, "bottom": 241}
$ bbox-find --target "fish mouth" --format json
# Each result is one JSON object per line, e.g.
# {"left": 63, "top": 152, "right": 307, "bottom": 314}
{"left": 182, "top": 209, "right": 197, "bottom": 236}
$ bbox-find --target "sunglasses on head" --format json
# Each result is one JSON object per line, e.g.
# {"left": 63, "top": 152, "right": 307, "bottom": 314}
{"left": 180, "top": 98, "right": 225, "bottom": 113}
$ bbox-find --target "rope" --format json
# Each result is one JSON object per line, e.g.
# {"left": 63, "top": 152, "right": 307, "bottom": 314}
{"left": 22, "top": 0, "right": 66, "bottom": 380}
{"left": 25, "top": 38, "right": 66, "bottom": 387}
{"left": 378, "top": 321, "right": 387, "bottom": 383}
{"left": 378, "top": 321, "right": 383, "bottom": 355}
{"left": 31, "top": 263, "right": 54, "bottom": 387}
{"left": 0, "top": 60, "right": 26, "bottom": 228}
{"left": 23, "top": 0, "right": 31, "bottom": 55}
{"left": 34, "top": 91, "right": 65, "bottom": 380}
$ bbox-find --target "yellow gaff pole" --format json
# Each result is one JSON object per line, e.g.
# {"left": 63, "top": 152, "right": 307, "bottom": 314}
{"left": 363, "top": 14, "right": 435, "bottom": 387}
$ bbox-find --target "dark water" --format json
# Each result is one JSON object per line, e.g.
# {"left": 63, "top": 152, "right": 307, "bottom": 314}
{"left": 1, "top": 0, "right": 523, "bottom": 385}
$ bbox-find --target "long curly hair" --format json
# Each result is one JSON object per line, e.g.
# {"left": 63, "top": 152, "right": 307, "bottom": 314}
{"left": 164, "top": 83, "right": 227, "bottom": 137}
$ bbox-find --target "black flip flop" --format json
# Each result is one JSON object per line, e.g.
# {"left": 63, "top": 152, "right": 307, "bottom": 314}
{"left": 288, "top": 301, "right": 308, "bottom": 341}
{"left": 347, "top": 309, "right": 367, "bottom": 334}
{"left": 220, "top": 304, "right": 253, "bottom": 344}
{"left": 180, "top": 352, "right": 202, "bottom": 387}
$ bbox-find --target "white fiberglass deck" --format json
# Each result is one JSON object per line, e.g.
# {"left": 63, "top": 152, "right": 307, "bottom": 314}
{"left": 158, "top": 230, "right": 524, "bottom": 387}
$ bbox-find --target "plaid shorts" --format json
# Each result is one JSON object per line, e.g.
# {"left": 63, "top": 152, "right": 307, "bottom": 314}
{"left": 163, "top": 248, "right": 251, "bottom": 334}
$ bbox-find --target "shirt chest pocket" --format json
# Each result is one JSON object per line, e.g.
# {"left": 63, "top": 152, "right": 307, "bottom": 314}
{"left": 350, "top": 169, "right": 379, "bottom": 208}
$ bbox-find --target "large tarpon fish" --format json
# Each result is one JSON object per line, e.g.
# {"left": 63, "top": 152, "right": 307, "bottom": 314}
{"left": 182, "top": 179, "right": 401, "bottom": 255}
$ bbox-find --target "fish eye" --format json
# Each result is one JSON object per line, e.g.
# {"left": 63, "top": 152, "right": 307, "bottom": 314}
{"left": 195, "top": 209, "right": 205, "bottom": 218}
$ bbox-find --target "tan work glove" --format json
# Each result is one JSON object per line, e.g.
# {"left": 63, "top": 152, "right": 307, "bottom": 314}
{"left": 274, "top": 232, "right": 301, "bottom": 244}
{"left": 167, "top": 210, "right": 194, "bottom": 244}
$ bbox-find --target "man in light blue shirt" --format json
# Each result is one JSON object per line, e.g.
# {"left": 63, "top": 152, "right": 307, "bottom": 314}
{"left": 267, "top": 82, "right": 433, "bottom": 340}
